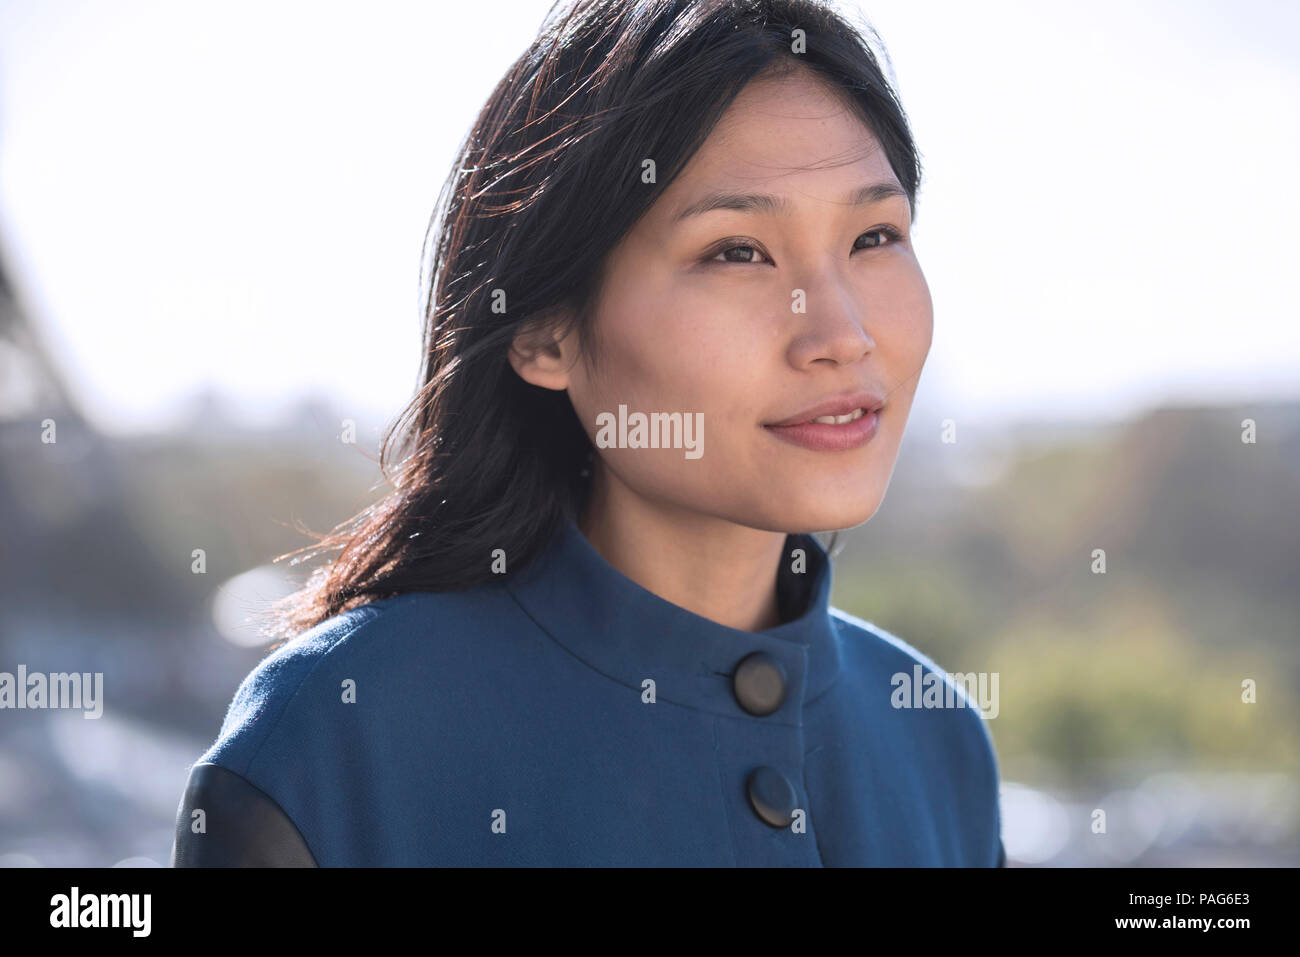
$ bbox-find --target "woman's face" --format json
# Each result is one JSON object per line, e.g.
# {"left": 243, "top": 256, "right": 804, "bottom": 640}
{"left": 535, "top": 66, "right": 933, "bottom": 534}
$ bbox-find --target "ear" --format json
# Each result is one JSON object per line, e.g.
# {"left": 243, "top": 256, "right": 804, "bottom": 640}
{"left": 507, "top": 307, "right": 580, "bottom": 391}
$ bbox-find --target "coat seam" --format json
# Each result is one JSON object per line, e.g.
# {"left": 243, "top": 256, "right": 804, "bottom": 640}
{"left": 185, "top": 761, "right": 321, "bottom": 866}
{"left": 798, "top": 740, "right": 826, "bottom": 867}
{"left": 241, "top": 605, "right": 383, "bottom": 783}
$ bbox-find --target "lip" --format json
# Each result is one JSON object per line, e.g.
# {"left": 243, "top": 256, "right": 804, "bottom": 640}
{"left": 762, "top": 389, "right": 885, "bottom": 452}
{"left": 763, "top": 408, "right": 880, "bottom": 451}
{"left": 764, "top": 390, "right": 887, "bottom": 428}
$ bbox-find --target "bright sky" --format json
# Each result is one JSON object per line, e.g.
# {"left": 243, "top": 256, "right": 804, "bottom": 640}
{"left": 1, "top": 0, "right": 1297, "bottom": 435}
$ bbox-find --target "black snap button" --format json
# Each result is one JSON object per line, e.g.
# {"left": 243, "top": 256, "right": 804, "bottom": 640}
{"left": 746, "top": 766, "right": 797, "bottom": 828}
{"left": 732, "top": 651, "right": 787, "bottom": 716}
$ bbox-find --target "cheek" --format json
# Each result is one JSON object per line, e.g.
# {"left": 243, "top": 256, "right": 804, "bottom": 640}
{"left": 577, "top": 282, "right": 752, "bottom": 417}
{"left": 876, "top": 264, "right": 934, "bottom": 392}
{"left": 567, "top": 282, "right": 762, "bottom": 492}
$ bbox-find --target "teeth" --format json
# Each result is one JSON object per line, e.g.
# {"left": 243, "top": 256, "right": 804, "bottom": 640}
{"left": 810, "top": 408, "right": 867, "bottom": 425}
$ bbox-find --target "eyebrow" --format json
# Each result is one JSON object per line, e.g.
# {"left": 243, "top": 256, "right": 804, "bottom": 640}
{"left": 672, "top": 181, "right": 909, "bottom": 223}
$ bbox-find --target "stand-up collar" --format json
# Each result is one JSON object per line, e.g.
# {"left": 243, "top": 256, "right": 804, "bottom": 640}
{"left": 504, "top": 516, "right": 843, "bottom": 723}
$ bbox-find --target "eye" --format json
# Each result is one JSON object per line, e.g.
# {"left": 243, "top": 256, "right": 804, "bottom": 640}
{"left": 853, "top": 226, "right": 905, "bottom": 250}
{"left": 705, "top": 226, "right": 906, "bottom": 266}
{"left": 707, "top": 240, "right": 772, "bottom": 265}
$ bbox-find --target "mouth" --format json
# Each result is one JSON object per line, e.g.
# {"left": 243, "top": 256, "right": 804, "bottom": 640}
{"left": 802, "top": 407, "right": 870, "bottom": 425}
{"left": 763, "top": 404, "right": 882, "bottom": 452}
{"left": 763, "top": 390, "right": 887, "bottom": 427}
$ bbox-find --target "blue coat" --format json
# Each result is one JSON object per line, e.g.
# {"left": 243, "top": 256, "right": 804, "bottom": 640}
{"left": 171, "top": 517, "right": 1005, "bottom": 866}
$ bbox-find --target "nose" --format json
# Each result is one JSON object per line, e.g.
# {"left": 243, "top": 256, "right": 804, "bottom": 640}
{"left": 784, "top": 275, "right": 875, "bottom": 368}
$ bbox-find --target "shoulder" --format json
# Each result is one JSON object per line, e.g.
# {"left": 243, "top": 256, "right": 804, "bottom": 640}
{"left": 830, "top": 605, "right": 991, "bottom": 705}
{"left": 198, "top": 589, "right": 486, "bottom": 774}
{"left": 828, "top": 605, "right": 1001, "bottom": 786}
{"left": 175, "top": 590, "right": 500, "bottom": 866}
{"left": 197, "top": 583, "right": 534, "bottom": 771}
{"left": 829, "top": 606, "right": 1003, "bottom": 864}
{"left": 829, "top": 605, "right": 946, "bottom": 672}
{"left": 196, "top": 600, "right": 386, "bottom": 775}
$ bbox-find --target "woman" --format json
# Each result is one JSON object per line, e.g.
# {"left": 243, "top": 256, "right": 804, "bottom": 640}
{"left": 172, "top": 0, "right": 1005, "bottom": 867}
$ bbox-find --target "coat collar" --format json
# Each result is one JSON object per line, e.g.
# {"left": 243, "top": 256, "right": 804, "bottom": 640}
{"left": 504, "top": 516, "right": 843, "bottom": 723}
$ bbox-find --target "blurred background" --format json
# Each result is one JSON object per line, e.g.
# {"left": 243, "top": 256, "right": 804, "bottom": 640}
{"left": 0, "top": 0, "right": 1296, "bottom": 866}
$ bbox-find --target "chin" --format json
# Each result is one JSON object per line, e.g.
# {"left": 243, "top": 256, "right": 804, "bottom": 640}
{"left": 734, "top": 494, "right": 885, "bottom": 536}
{"left": 785, "top": 476, "right": 891, "bottom": 530}
{"left": 797, "top": 500, "right": 883, "bottom": 533}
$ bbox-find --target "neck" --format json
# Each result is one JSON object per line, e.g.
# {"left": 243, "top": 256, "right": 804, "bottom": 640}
{"left": 577, "top": 462, "right": 788, "bottom": 633}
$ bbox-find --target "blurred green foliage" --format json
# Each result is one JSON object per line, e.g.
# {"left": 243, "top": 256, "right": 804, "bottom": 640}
{"left": 832, "top": 404, "right": 1300, "bottom": 787}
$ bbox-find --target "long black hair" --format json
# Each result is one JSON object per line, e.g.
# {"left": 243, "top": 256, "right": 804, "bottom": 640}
{"left": 263, "top": 0, "right": 922, "bottom": 645}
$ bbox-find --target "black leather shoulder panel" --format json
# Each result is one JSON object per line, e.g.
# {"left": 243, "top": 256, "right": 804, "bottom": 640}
{"left": 170, "top": 762, "right": 318, "bottom": 867}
